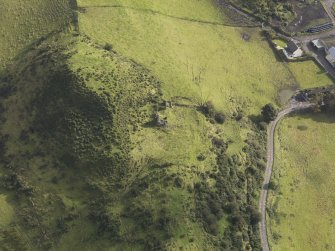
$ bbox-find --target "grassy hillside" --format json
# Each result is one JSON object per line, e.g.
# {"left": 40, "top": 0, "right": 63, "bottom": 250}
{"left": 0, "top": 30, "right": 265, "bottom": 250}
{"left": 0, "top": 31, "right": 165, "bottom": 250}
{"left": 78, "top": 2, "right": 295, "bottom": 116}
{"left": 75, "top": 0, "right": 298, "bottom": 250}
{"left": 0, "top": 0, "right": 73, "bottom": 68}
{"left": 78, "top": 0, "right": 225, "bottom": 22}
{"left": 77, "top": 0, "right": 301, "bottom": 161}
{"left": 1, "top": 0, "right": 332, "bottom": 250}
{"left": 268, "top": 114, "right": 335, "bottom": 251}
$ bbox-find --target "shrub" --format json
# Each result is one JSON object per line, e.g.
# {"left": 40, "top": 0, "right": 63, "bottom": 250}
{"left": 199, "top": 101, "right": 225, "bottom": 124}
{"left": 249, "top": 208, "right": 261, "bottom": 225}
{"left": 225, "top": 202, "right": 239, "bottom": 214}
{"left": 174, "top": 177, "right": 183, "bottom": 188}
{"left": 259, "top": 121, "right": 268, "bottom": 131}
{"left": 230, "top": 213, "right": 244, "bottom": 226}
{"left": 0, "top": 84, "right": 16, "bottom": 98}
{"left": 272, "top": 232, "right": 282, "bottom": 242}
{"left": 208, "top": 222, "right": 219, "bottom": 235}
{"left": 261, "top": 103, "right": 277, "bottom": 123}
{"left": 256, "top": 160, "right": 266, "bottom": 170}
{"left": 202, "top": 101, "right": 215, "bottom": 117}
{"left": 268, "top": 180, "right": 278, "bottom": 191}
{"left": 214, "top": 112, "right": 225, "bottom": 124}
{"left": 103, "top": 43, "right": 113, "bottom": 51}
{"left": 197, "top": 153, "right": 206, "bottom": 161}
{"left": 208, "top": 199, "right": 223, "bottom": 218}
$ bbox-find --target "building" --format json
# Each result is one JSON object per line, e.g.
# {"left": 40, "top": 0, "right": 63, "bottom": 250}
{"left": 326, "top": 47, "right": 335, "bottom": 67}
{"left": 311, "top": 39, "right": 326, "bottom": 51}
{"left": 283, "top": 41, "right": 303, "bottom": 59}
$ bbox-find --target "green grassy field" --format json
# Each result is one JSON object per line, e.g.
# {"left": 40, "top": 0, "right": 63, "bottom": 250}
{"left": 268, "top": 114, "right": 335, "bottom": 251}
{"left": 77, "top": 0, "right": 298, "bottom": 159}
{"left": 78, "top": 0, "right": 226, "bottom": 23}
{"left": 0, "top": 195, "right": 13, "bottom": 228}
{"left": 288, "top": 61, "right": 333, "bottom": 89}
{"left": 272, "top": 39, "right": 287, "bottom": 49}
{"left": 78, "top": 4, "right": 295, "bottom": 117}
{"left": 0, "top": 0, "right": 73, "bottom": 68}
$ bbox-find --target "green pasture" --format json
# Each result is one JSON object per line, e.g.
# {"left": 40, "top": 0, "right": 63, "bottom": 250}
{"left": 268, "top": 114, "right": 335, "bottom": 251}
{"left": 78, "top": 4, "right": 296, "bottom": 117}
{"left": 288, "top": 61, "right": 333, "bottom": 89}
{"left": 77, "top": 0, "right": 227, "bottom": 23}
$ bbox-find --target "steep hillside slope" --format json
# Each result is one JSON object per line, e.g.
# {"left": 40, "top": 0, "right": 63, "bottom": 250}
{"left": 0, "top": 32, "right": 164, "bottom": 250}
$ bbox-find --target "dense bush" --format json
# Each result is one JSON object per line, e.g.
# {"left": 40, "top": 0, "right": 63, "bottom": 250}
{"left": 215, "top": 112, "right": 226, "bottom": 124}
{"left": 199, "top": 101, "right": 226, "bottom": 124}
{"left": 229, "top": 0, "right": 294, "bottom": 23}
{"left": 2, "top": 173, "right": 34, "bottom": 196}
{"left": 193, "top": 115, "right": 267, "bottom": 248}
{"left": 261, "top": 103, "right": 278, "bottom": 123}
{"left": 248, "top": 206, "right": 262, "bottom": 225}
{"left": 0, "top": 83, "right": 15, "bottom": 98}
{"left": 103, "top": 43, "right": 113, "bottom": 51}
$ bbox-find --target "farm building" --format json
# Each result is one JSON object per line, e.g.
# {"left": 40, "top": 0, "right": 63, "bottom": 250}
{"left": 283, "top": 41, "right": 303, "bottom": 59}
{"left": 311, "top": 39, "right": 326, "bottom": 51}
{"left": 326, "top": 47, "right": 335, "bottom": 67}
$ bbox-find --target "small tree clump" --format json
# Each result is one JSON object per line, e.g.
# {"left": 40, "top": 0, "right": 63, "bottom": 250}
{"left": 214, "top": 112, "right": 225, "bottom": 124}
{"left": 199, "top": 101, "right": 225, "bottom": 124}
{"left": 249, "top": 207, "right": 261, "bottom": 225}
{"left": 261, "top": 103, "right": 277, "bottom": 123}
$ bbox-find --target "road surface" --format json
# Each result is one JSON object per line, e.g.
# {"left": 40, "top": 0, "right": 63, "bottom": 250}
{"left": 259, "top": 101, "right": 313, "bottom": 251}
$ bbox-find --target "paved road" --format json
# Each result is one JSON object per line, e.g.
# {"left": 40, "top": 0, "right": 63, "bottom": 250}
{"left": 259, "top": 101, "right": 313, "bottom": 251}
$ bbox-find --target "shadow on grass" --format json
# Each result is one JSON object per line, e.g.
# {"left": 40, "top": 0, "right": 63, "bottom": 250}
{"left": 288, "top": 110, "right": 335, "bottom": 124}
{"left": 248, "top": 114, "right": 263, "bottom": 124}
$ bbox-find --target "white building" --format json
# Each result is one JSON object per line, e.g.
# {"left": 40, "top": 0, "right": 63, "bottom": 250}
{"left": 283, "top": 41, "right": 303, "bottom": 59}
{"left": 326, "top": 47, "right": 335, "bottom": 67}
{"left": 311, "top": 39, "right": 326, "bottom": 51}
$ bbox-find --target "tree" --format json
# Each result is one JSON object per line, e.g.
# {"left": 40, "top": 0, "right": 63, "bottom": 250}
{"left": 261, "top": 103, "right": 277, "bottom": 123}
{"left": 248, "top": 207, "right": 261, "bottom": 225}
{"left": 214, "top": 112, "right": 225, "bottom": 124}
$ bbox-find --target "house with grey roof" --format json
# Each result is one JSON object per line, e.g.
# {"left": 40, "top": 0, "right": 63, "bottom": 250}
{"left": 283, "top": 41, "right": 303, "bottom": 59}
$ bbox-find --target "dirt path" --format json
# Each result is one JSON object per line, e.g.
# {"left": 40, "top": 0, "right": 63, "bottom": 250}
{"left": 259, "top": 101, "right": 312, "bottom": 251}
